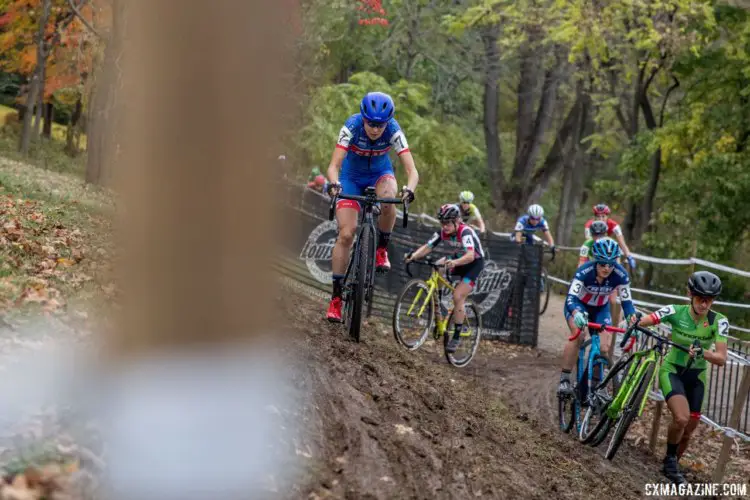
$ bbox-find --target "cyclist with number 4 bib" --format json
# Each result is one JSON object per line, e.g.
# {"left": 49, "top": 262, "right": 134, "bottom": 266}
{"left": 632, "top": 271, "right": 728, "bottom": 485}
{"left": 559, "top": 239, "right": 638, "bottom": 396}
{"left": 325, "top": 92, "right": 419, "bottom": 322}
{"left": 405, "top": 204, "right": 485, "bottom": 353}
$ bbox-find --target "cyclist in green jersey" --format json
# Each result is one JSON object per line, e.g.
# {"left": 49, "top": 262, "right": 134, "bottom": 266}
{"left": 458, "top": 191, "right": 486, "bottom": 234}
{"left": 577, "top": 220, "right": 614, "bottom": 266}
{"left": 633, "top": 271, "right": 729, "bottom": 484}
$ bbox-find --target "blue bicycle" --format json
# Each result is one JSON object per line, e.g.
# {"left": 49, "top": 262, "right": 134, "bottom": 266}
{"left": 558, "top": 321, "right": 627, "bottom": 444}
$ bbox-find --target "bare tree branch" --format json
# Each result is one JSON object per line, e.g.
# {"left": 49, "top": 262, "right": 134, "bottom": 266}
{"left": 68, "top": 0, "right": 102, "bottom": 39}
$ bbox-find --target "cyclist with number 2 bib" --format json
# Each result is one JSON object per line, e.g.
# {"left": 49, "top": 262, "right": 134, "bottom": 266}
{"left": 558, "top": 239, "right": 638, "bottom": 396}
{"left": 632, "top": 271, "right": 728, "bottom": 485}
{"left": 325, "top": 92, "right": 419, "bottom": 322}
{"left": 405, "top": 204, "right": 485, "bottom": 353}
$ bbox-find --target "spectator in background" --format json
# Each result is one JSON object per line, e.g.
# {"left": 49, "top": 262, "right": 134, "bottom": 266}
{"left": 307, "top": 174, "right": 329, "bottom": 195}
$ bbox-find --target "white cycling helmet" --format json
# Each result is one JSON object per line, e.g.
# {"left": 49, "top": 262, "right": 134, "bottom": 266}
{"left": 459, "top": 191, "right": 474, "bottom": 203}
{"left": 528, "top": 204, "right": 544, "bottom": 218}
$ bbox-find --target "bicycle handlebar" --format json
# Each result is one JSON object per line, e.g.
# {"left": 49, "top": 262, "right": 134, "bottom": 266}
{"left": 568, "top": 322, "right": 626, "bottom": 342}
{"left": 619, "top": 322, "right": 701, "bottom": 370}
{"left": 405, "top": 256, "right": 445, "bottom": 278}
{"left": 328, "top": 191, "right": 410, "bottom": 228}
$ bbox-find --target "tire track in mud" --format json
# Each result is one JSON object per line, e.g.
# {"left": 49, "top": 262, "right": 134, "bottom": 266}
{"left": 281, "top": 286, "right": 724, "bottom": 499}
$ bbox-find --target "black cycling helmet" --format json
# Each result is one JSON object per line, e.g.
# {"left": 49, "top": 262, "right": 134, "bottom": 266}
{"left": 437, "top": 203, "right": 460, "bottom": 222}
{"left": 688, "top": 271, "right": 722, "bottom": 297}
{"left": 590, "top": 220, "right": 608, "bottom": 237}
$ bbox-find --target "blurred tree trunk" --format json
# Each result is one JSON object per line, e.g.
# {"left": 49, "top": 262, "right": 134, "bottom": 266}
{"left": 86, "top": 0, "right": 126, "bottom": 186}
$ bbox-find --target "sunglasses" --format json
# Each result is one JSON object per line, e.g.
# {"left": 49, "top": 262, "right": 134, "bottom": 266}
{"left": 596, "top": 262, "right": 616, "bottom": 269}
{"left": 529, "top": 216, "right": 540, "bottom": 222}
{"left": 366, "top": 120, "right": 386, "bottom": 129}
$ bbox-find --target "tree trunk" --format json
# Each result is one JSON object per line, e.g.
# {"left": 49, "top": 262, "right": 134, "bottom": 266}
{"left": 521, "top": 86, "right": 587, "bottom": 208}
{"left": 19, "top": 0, "right": 51, "bottom": 155}
{"left": 481, "top": 24, "right": 504, "bottom": 206}
{"left": 42, "top": 102, "right": 54, "bottom": 138}
{"left": 86, "top": 0, "right": 126, "bottom": 186}
{"left": 34, "top": 90, "right": 44, "bottom": 139}
{"left": 555, "top": 89, "right": 591, "bottom": 246}
{"left": 65, "top": 92, "right": 83, "bottom": 156}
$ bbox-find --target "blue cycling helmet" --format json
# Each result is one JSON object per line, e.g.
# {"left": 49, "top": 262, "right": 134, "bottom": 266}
{"left": 591, "top": 238, "right": 621, "bottom": 263}
{"left": 360, "top": 92, "right": 395, "bottom": 123}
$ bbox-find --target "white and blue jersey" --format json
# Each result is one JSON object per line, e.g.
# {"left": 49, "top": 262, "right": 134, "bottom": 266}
{"left": 564, "top": 261, "right": 636, "bottom": 324}
{"left": 514, "top": 215, "right": 550, "bottom": 244}
{"left": 335, "top": 114, "right": 409, "bottom": 197}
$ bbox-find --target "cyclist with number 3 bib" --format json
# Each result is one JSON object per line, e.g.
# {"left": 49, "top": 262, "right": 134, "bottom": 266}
{"left": 632, "top": 271, "right": 729, "bottom": 484}
{"left": 558, "top": 239, "right": 638, "bottom": 397}
{"left": 325, "top": 92, "right": 419, "bottom": 322}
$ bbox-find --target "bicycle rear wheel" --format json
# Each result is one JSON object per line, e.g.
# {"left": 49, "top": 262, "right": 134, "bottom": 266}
{"left": 444, "top": 301, "right": 482, "bottom": 368}
{"left": 558, "top": 364, "right": 579, "bottom": 433}
{"left": 392, "top": 279, "right": 434, "bottom": 351}
{"left": 348, "top": 226, "right": 371, "bottom": 342}
{"left": 539, "top": 267, "right": 550, "bottom": 315}
{"left": 605, "top": 361, "right": 655, "bottom": 460}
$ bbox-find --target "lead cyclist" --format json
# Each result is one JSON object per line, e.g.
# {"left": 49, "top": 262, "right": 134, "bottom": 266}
{"left": 325, "top": 92, "right": 419, "bottom": 322}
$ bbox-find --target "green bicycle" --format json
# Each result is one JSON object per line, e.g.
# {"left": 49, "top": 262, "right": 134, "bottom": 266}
{"left": 584, "top": 321, "right": 699, "bottom": 460}
{"left": 392, "top": 256, "right": 482, "bottom": 367}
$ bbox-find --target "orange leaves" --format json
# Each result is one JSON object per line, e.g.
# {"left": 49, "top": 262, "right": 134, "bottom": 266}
{"left": 357, "top": 0, "right": 388, "bottom": 26}
{"left": 0, "top": 461, "right": 80, "bottom": 500}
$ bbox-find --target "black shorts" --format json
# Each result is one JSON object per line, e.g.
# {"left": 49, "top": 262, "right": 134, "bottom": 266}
{"left": 450, "top": 258, "right": 485, "bottom": 288}
{"left": 659, "top": 363, "right": 706, "bottom": 415}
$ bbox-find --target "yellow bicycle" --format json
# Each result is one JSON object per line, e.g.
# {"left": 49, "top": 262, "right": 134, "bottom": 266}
{"left": 392, "top": 257, "right": 482, "bottom": 367}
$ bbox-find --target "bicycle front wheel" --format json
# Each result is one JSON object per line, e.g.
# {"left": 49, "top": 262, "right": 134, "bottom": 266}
{"left": 605, "top": 361, "right": 655, "bottom": 460}
{"left": 444, "top": 301, "right": 482, "bottom": 368}
{"left": 579, "top": 355, "right": 615, "bottom": 445}
{"left": 348, "top": 226, "right": 371, "bottom": 342}
{"left": 392, "top": 279, "right": 434, "bottom": 351}
{"left": 539, "top": 267, "right": 550, "bottom": 315}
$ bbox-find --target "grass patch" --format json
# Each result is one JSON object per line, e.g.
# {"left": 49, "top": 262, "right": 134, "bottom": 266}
{"left": 0, "top": 130, "right": 86, "bottom": 178}
{"left": 0, "top": 104, "right": 87, "bottom": 149}
{"left": 0, "top": 155, "right": 114, "bottom": 319}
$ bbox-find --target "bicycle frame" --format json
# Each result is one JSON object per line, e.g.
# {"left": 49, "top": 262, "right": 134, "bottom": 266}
{"left": 604, "top": 349, "right": 659, "bottom": 420}
{"left": 327, "top": 187, "right": 409, "bottom": 339}
{"left": 601, "top": 323, "right": 698, "bottom": 420}
{"left": 570, "top": 322, "right": 626, "bottom": 423}
{"left": 404, "top": 260, "right": 474, "bottom": 341}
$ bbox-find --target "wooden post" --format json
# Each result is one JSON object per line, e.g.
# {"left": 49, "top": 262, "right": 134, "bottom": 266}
{"left": 649, "top": 367, "right": 664, "bottom": 452}
{"left": 712, "top": 363, "right": 750, "bottom": 482}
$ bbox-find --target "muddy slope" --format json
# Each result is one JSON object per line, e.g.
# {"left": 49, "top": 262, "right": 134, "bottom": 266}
{"left": 280, "top": 287, "right": 722, "bottom": 500}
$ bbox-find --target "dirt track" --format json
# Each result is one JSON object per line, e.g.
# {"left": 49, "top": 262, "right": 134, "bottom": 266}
{"left": 280, "top": 287, "right": 745, "bottom": 499}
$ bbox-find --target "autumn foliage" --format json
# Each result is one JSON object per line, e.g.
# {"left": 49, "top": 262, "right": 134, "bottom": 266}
{"left": 0, "top": 0, "right": 99, "bottom": 102}
{"left": 357, "top": 0, "right": 388, "bottom": 26}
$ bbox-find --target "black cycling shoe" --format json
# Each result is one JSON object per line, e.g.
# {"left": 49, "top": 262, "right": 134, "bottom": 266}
{"left": 446, "top": 334, "right": 461, "bottom": 353}
{"left": 662, "top": 455, "right": 687, "bottom": 484}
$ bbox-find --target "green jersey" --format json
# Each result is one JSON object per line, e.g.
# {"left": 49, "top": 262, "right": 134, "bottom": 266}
{"left": 650, "top": 304, "right": 729, "bottom": 369}
{"left": 579, "top": 237, "right": 616, "bottom": 262}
